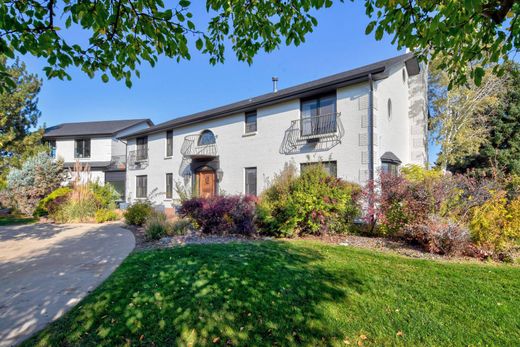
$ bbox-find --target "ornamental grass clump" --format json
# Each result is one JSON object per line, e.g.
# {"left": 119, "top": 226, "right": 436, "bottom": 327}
{"left": 256, "top": 163, "right": 361, "bottom": 237}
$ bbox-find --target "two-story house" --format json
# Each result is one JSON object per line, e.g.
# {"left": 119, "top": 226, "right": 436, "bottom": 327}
{"left": 43, "top": 119, "right": 153, "bottom": 199}
{"left": 121, "top": 53, "right": 428, "bottom": 214}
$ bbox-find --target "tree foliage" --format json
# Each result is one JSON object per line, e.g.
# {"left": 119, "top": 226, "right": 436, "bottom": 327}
{"left": 0, "top": 0, "right": 333, "bottom": 89}
{"left": 1, "top": 153, "right": 66, "bottom": 215}
{"left": 429, "top": 57, "right": 507, "bottom": 170}
{"left": 0, "top": 58, "right": 45, "bottom": 188}
{"left": 449, "top": 63, "right": 520, "bottom": 175}
{"left": 365, "top": 0, "right": 520, "bottom": 86}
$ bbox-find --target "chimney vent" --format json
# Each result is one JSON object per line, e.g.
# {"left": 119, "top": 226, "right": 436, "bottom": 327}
{"left": 272, "top": 77, "right": 278, "bottom": 93}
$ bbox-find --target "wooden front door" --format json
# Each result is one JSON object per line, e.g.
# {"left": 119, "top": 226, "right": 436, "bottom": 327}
{"left": 197, "top": 170, "right": 216, "bottom": 198}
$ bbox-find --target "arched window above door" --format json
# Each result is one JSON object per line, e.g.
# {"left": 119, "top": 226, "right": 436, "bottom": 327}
{"left": 198, "top": 130, "right": 216, "bottom": 145}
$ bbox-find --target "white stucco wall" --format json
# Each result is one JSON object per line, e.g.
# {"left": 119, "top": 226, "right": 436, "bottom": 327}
{"left": 55, "top": 137, "right": 112, "bottom": 163}
{"left": 126, "top": 62, "right": 427, "bottom": 207}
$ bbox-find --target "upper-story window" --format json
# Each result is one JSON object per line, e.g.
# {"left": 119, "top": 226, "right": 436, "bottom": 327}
{"left": 48, "top": 140, "right": 56, "bottom": 158}
{"left": 166, "top": 130, "right": 173, "bottom": 157}
{"left": 300, "top": 94, "right": 337, "bottom": 136}
{"left": 198, "top": 130, "right": 216, "bottom": 145}
{"left": 387, "top": 98, "right": 392, "bottom": 120}
{"left": 136, "top": 136, "right": 148, "bottom": 160}
{"left": 245, "top": 111, "right": 257, "bottom": 133}
{"left": 74, "top": 139, "right": 90, "bottom": 158}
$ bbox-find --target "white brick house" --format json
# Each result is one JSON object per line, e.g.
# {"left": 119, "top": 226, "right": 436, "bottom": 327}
{"left": 122, "top": 53, "right": 428, "bottom": 212}
{"left": 43, "top": 119, "right": 153, "bottom": 199}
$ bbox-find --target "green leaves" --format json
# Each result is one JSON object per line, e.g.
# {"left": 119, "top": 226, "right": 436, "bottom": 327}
{"left": 0, "top": 0, "right": 332, "bottom": 88}
{"left": 363, "top": 0, "right": 520, "bottom": 86}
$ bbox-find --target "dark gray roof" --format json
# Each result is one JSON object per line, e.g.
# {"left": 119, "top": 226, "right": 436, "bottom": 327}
{"left": 381, "top": 151, "right": 402, "bottom": 164}
{"left": 123, "top": 53, "right": 419, "bottom": 139}
{"left": 44, "top": 119, "right": 153, "bottom": 138}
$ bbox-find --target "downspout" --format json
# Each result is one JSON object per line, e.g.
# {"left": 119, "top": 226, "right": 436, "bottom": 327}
{"left": 368, "top": 74, "right": 375, "bottom": 225}
{"left": 368, "top": 73, "right": 375, "bottom": 182}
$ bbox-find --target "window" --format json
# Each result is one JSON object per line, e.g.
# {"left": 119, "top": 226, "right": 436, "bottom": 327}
{"left": 382, "top": 162, "right": 399, "bottom": 176}
{"left": 245, "top": 167, "right": 257, "bottom": 196}
{"left": 136, "top": 175, "right": 147, "bottom": 198}
{"left": 48, "top": 140, "right": 56, "bottom": 158}
{"left": 136, "top": 136, "right": 148, "bottom": 160}
{"left": 300, "top": 161, "right": 337, "bottom": 177}
{"left": 387, "top": 98, "right": 392, "bottom": 120}
{"left": 381, "top": 152, "right": 401, "bottom": 176}
{"left": 300, "top": 94, "right": 337, "bottom": 136}
{"left": 402, "top": 68, "right": 407, "bottom": 82}
{"left": 245, "top": 111, "right": 257, "bottom": 133}
{"left": 198, "top": 130, "right": 216, "bottom": 145}
{"left": 165, "top": 173, "right": 173, "bottom": 199}
{"left": 166, "top": 130, "right": 173, "bottom": 157}
{"left": 74, "top": 139, "right": 90, "bottom": 158}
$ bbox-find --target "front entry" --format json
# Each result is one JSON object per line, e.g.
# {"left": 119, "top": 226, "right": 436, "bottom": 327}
{"left": 196, "top": 169, "right": 216, "bottom": 198}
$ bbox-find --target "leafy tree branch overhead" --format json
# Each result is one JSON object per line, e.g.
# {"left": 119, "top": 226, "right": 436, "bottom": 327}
{"left": 365, "top": 0, "right": 520, "bottom": 87}
{"left": 0, "top": 0, "right": 333, "bottom": 90}
{"left": 0, "top": 0, "right": 519, "bottom": 90}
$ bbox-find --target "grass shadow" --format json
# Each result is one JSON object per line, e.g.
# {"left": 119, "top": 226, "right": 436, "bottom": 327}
{"left": 26, "top": 241, "right": 363, "bottom": 346}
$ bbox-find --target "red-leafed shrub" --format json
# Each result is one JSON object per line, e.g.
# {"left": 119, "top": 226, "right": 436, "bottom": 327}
{"left": 180, "top": 195, "right": 257, "bottom": 235}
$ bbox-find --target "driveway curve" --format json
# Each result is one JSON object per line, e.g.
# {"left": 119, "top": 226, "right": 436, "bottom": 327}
{"left": 0, "top": 223, "right": 135, "bottom": 346}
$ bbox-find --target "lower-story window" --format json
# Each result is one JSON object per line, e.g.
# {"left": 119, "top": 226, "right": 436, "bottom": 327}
{"left": 136, "top": 175, "right": 147, "bottom": 199}
{"left": 166, "top": 173, "right": 173, "bottom": 199}
{"left": 300, "top": 160, "right": 337, "bottom": 177}
{"left": 245, "top": 167, "right": 257, "bottom": 196}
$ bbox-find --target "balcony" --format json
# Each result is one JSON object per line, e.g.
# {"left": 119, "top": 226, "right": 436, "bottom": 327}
{"left": 107, "top": 155, "right": 127, "bottom": 171}
{"left": 181, "top": 134, "right": 218, "bottom": 159}
{"left": 280, "top": 112, "right": 344, "bottom": 154}
{"left": 127, "top": 148, "right": 149, "bottom": 169}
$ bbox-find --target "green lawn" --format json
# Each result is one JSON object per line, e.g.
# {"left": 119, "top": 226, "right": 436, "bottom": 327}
{"left": 26, "top": 241, "right": 520, "bottom": 346}
{"left": 0, "top": 215, "right": 37, "bottom": 226}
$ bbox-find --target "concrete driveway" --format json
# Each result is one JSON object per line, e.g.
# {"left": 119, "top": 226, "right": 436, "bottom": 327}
{"left": 0, "top": 223, "right": 135, "bottom": 346}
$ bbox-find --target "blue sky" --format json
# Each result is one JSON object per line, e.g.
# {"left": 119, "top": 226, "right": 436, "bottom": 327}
{"left": 21, "top": 1, "right": 439, "bottom": 162}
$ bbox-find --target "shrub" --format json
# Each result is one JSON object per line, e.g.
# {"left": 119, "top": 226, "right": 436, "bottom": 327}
{"left": 124, "top": 201, "right": 153, "bottom": 226}
{"left": 169, "top": 219, "right": 192, "bottom": 236}
{"left": 89, "top": 182, "right": 120, "bottom": 209}
{"left": 257, "top": 164, "right": 361, "bottom": 237}
{"left": 4, "top": 153, "right": 66, "bottom": 215}
{"left": 144, "top": 211, "right": 169, "bottom": 240}
{"left": 403, "top": 216, "right": 471, "bottom": 256}
{"left": 469, "top": 191, "right": 520, "bottom": 253}
{"left": 180, "top": 195, "right": 257, "bottom": 235}
{"left": 95, "top": 209, "right": 119, "bottom": 223}
{"left": 34, "top": 187, "right": 72, "bottom": 217}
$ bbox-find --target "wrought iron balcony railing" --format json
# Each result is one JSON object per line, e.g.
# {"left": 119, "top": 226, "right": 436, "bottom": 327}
{"left": 127, "top": 148, "right": 149, "bottom": 170}
{"left": 280, "top": 112, "right": 344, "bottom": 154}
{"left": 108, "top": 155, "right": 127, "bottom": 170}
{"left": 181, "top": 134, "right": 218, "bottom": 158}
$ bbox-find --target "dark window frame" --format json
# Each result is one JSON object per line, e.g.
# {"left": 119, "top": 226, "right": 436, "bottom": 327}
{"left": 136, "top": 136, "right": 148, "bottom": 160}
{"left": 198, "top": 130, "right": 216, "bottom": 145}
{"left": 300, "top": 93, "right": 337, "bottom": 136}
{"left": 381, "top": 161, "right": 399, "bottom": 176}
{"left": 74, "top": 138, "right": 91, "bottom": 159}
{"left": 244, "top": 167, "right": 257, "bottom": 196}
{"left": 48, "top": 140, "right": 57, "bottom": 158}
{"left": 245, "top": 111, "right": 257, "bottom": 133}
{"left": 136, "top": 175, "right": 148, "bottom": 199}
{"left": 165, "top": 173, "right": 173, "bottom": 199}
{"left": 300, "top": 160, "right": 338, "bottom": 177}
{"left": 166, "top": 130, "right": 173, "bottom": 157}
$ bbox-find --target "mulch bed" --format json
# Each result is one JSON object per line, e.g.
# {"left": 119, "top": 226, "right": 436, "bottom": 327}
{"left": 123, "top": 224, "right": 516, "bottom": 263}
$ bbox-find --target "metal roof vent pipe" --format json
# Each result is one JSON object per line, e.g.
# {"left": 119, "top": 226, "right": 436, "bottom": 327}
{"left": 272, "top": 77, "right": 278, "bottom": 93}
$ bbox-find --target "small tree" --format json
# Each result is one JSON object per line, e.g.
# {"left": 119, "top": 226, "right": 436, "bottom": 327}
{"left": 3, "top": 153, "right": 66, "bottom": 215}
